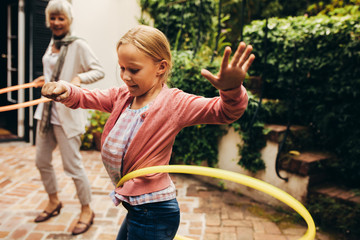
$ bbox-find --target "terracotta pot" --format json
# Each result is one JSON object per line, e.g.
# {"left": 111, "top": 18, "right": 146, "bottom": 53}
{"left": 93, "top": 132, "right": 102, "bottom": 151}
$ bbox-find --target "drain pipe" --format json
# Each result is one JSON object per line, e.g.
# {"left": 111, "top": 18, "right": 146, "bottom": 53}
{"left": 17, "top": 0, "right": 25, "bottom": 138}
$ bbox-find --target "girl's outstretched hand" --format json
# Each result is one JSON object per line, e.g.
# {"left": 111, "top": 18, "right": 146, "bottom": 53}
{"left": 41, "top": 82, "right": 69, "bottom": 101}
{"left": 201, "top": 42, "right": 255, "bottom": 91}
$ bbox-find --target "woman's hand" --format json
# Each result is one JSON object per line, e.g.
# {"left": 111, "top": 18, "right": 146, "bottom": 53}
{"left": 41, "top": 82, "right": 69, "bottom": 101}
{"left": 201, "top": 42, "right": 255, "bottom": 91}
{"left": 33, "top": 76, "right": 45, "bottom": 88}
{"left": 70, "top": 76, "right": 81, "bottom": 87}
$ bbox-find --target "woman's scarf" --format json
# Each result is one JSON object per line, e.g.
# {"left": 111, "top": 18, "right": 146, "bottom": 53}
{"left": 39, "top": 34, "right": 78, "bottom": 135}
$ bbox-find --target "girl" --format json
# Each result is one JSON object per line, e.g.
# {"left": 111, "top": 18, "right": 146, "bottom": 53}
{"left": 41, "top": 25, "right": 254, "bottom": 240}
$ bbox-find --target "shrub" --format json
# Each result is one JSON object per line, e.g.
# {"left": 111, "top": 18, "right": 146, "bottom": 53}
{"left": 307, "top": 193, "right": 360, "bottom": 237}
{"left": 243, "top": 14, "right": 360, "bottom": 185}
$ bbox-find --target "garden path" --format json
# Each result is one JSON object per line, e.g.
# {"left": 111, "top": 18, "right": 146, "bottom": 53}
{"left": 0, "top": 142, "right": 333, "bottom": 240}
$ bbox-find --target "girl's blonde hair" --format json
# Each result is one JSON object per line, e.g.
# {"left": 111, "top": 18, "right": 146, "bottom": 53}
{"left": 45, "top": 0, "right": 73, "bottom": 28}
{"left": 117, "top": 25, "right": 172, "bottom": 83}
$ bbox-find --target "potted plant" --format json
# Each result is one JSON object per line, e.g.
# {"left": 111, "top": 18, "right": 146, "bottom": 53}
{"left": 81, "top": 110, "right": 110, "bottom": 151}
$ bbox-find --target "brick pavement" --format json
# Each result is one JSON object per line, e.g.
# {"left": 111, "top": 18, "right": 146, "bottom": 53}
{"left": 0, "top": 142, "right": 333, "bottom": 240}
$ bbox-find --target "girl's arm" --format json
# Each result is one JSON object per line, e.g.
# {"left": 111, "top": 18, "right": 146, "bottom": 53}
{"left": 41, "top": 81, "right": 119, "bottom": 113}
{"left": 175, "top": 85, "right": 248, "bottom": 127}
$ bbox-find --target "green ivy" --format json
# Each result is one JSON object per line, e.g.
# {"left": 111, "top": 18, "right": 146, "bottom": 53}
{"left": 231, "top": 92, "right": 270, "bottom": 173}
{"left": 306, "top": 0, "right": 360, "bottom": 16}
{"left": 138, "top": 0, "right": 338, "bottom": 50}
{"left": 243, "top": 14, "right": 360, "bottom": 185}
{"left": 138, "top": 0, "right": 215, "bottom": 51}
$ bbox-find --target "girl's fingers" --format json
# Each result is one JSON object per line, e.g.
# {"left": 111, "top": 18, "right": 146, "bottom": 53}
{"left": 53, "top": 85, "right": 65, "bottom": 95}
{"left": 41, "top": 82, "right": 66, "bottom": 99}
{"left": 202, "top": 42, "right": 254, "bottom": 89}
{"left": 242, "top": 54, "right": 256, "bottom": 73}
{"left": 230, "top": 42, "right": 246, "bottom": 67}
{"left": 201, "top": 69, "right": 217, "bottom": 83}
{"left": 220, "top": 47, "right": 231, "bottom": 72}
{"left": 237, "top": 44, "right": 253, "bottom": 68}
{"left": 41, "top": 85, "right": 50, "bottom": 96}
{"left": 57, "top": 91, "right": 69, "bottom": 101}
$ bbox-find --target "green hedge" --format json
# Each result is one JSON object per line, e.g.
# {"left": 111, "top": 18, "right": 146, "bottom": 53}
{"left": 139, "top": 0, "right": 215, "bottom": 51}
{"left": 243, "top": 14, "right": 360, "bottom": 185}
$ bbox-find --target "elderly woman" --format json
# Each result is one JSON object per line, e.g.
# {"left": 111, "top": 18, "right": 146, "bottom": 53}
{"left": 33, "top": 0, "right": 104, "bottom": 235}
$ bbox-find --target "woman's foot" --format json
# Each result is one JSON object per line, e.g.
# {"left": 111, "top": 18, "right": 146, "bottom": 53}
{"left": 72, "top": 205, "right": 95, "bottom": 235}
{"left": 34, "top": 201, "right": 62, "bottom": 222}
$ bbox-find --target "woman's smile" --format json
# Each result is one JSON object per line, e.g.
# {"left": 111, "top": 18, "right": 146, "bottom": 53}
{"left": 49, "top": 13, "right": 70, "bottom": 37}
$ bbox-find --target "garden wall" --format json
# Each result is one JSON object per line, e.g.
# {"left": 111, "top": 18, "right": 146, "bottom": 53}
{"left": 216, "top": 127, "right": 309, "bottom": 207}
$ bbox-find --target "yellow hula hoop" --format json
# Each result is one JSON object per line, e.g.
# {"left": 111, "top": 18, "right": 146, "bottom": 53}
{"left": 117, "top": 165, "right": 316, "bottom": 240}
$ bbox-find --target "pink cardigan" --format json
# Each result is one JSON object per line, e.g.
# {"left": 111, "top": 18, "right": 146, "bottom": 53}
{"left": 62, "top": 84, "right": 248, "bottom": 196}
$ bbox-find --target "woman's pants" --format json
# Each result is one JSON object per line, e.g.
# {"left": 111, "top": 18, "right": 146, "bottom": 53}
{"left": 117, "top": 199, "right": 180, "bottom": 240}
{"left": 35, "top": 123, "right": 91, "bottom": 205}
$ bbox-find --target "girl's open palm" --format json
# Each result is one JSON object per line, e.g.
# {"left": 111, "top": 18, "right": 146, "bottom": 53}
{"left": 201, "top": 42, "right": 255, "bottom": 91}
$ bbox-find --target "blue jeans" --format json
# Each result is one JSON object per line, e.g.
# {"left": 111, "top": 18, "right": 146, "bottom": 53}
{"left": 116, "top": 199, "right": 180, "bottom": 240}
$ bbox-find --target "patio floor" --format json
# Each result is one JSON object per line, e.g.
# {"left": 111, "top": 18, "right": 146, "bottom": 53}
{"left": 0, "top": 141, "right": 333, "bottom": 240}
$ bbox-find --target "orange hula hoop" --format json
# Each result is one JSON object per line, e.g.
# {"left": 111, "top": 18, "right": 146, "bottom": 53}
{"left": 0, "top": 98, "right": 52, "bottom": 112}
{"left": 0, "top": 81, "right": 44, "bottom": 94}
{"left": 0, "top": 82, "right": 51, "bottom": 112}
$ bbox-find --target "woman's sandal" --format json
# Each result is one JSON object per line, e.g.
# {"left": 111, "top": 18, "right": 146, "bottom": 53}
{"left": 72, "top": 211, "right": 95, "bottom": 235}
{"left": 34, "top": 202, "right": 62, "bottom": 223}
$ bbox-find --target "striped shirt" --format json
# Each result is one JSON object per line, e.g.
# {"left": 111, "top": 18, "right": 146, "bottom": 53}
{"left": 102, "top": 103, "right": 176, "bottom": 206}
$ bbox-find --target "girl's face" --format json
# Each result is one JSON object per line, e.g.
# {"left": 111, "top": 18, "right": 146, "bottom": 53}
{"left": 49, "top": 13, "right": 70, "bottom": 37}
{"left": 117, "top": 43, "right": 166, "bottom": 98}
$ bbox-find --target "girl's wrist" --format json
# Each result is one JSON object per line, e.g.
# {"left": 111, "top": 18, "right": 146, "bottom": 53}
{"left": 220, "top": 85, "right": 241, "bottom": 92}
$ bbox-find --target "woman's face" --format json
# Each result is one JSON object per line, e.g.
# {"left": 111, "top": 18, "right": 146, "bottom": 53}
{"left": 49, "top": 13, "right": 70, "bottom": 37}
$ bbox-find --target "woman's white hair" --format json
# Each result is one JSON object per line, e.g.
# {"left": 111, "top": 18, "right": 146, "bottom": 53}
{"left": 45, "top": 0, "right": 73, "bottom": 28}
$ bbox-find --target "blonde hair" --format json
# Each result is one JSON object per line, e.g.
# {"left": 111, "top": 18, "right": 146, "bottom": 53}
{"left": 45, "top": 0, "right": 73, "bottom": 28}
{"left": 117, "top": 25, "right": 172, "bottom": 83}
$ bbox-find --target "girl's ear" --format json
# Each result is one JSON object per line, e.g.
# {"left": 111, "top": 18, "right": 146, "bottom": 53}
{"left": 156, "top": 60, "right": 168, "bottom": 76}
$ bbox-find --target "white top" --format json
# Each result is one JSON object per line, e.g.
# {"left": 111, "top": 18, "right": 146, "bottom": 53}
{"left": 34, "top": 47, "right": 61, "bottom": 125}
{"left": 33, "top": 38, "right": 105, "bottom": 138}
